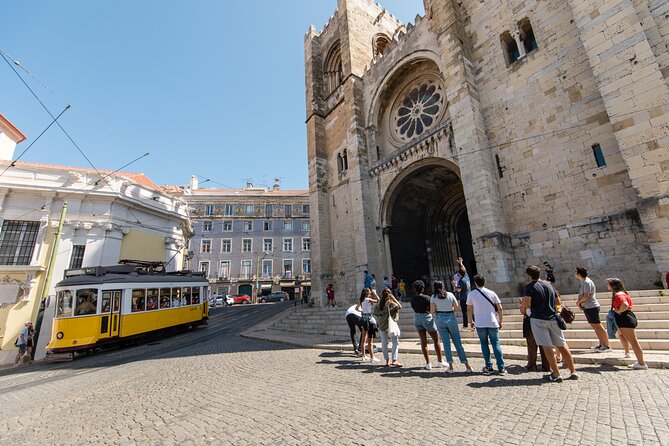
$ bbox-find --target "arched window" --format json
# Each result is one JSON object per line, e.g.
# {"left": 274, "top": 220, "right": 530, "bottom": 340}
{"left": 519, "top": 18, "right": 538, "bottom": 55}
{"left": 373, "top": 34, "right": 392, "bottom": 57}
{"left": 501, "top": 31, "right": 520, "bottom": 66}
{"left": 337, "top": 153, "right": 344, "bottom": 174}
{"left": 324, "top": 42, "right": 343, "bottom": 97}
{"left": 342, "top": 149, "right": 349, "bottom": 171}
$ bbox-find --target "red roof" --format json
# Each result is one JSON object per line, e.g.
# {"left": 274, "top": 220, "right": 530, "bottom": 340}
{"left": 0, "top": 160, "right": 162, "bottom": 192}
{"left": 0, "top": 114, "right": 27, "bottom": 143}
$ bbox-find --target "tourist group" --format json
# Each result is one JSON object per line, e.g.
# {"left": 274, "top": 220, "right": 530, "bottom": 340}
{"left": 345, "top": 260, "right": 647, "bottom": 383}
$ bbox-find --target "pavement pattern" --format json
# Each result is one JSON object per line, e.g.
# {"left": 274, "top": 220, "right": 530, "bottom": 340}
{"left": 1, "top": 303, "right": 669, "bottom": 446}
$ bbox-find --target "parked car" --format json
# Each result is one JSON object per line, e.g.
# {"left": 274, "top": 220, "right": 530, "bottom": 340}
{"left": 225, "top": 295, "right": 234, "bottom": 306}
{"left": 260, "top": 291, "right": 289, "bottom": 303}
{"left": 230, "top": 294, "right": 252, "bottom": 305}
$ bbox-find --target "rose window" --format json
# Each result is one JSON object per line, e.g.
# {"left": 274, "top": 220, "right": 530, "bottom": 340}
{"left": 394, "top": 82, "right": 444, "bottom": 141}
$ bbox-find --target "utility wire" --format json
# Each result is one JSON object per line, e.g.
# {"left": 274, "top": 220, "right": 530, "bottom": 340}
{"left": 0, "top": 105, "right": 70, "bottom": 178}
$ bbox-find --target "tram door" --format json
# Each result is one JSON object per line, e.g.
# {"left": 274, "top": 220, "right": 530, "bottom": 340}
{"left": 109, "top": 290, "right": 123, "bottom": 337}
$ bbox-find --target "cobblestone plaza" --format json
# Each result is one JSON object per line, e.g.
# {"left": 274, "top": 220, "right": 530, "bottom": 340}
{"left": 2, "top": 305, "right": 668, "bottom": 445}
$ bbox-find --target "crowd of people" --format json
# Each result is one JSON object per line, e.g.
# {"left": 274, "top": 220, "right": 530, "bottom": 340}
{"left": 345, "top": 260, "right": 648, "bottom": 382}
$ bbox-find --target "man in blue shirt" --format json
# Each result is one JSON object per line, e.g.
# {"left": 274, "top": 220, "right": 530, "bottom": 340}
{"left": 363, "top": 270, "right": 372, "bottom": 289}
{"left": 454, "top": 257, "right": 470, "bottom": 329}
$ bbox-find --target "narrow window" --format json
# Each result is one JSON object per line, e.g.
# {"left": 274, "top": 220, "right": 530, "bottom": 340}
{"left": 244, "top": 221, "right": 253, "bottom": 231}
{"left": 224, "top": 204, "right": 233, "bottom": 216}
{"left": 302, "top": 237, "right": 311, "bottom": 251}
{"left": 343, "top": 149, "right": 349, "bottom": 171}
{"left": 242, "top": 239, "right": 252, "bottom": 252}
{"left": 283, "top": 238, "right": 293, "bottom": 252}
{"left": 519, "top": 18, "right": 538, "bottom": 55}
{"left": 283, "top": 259, "right": 293, "bottom": 278}
{"left": 205, "top": 204, "right": 215, "bottom": 216}
{"left": 264, "top": 238, "right": 273, "bottom": 252}
{"left": 199, "top": 261, "right": 210, "bottom": 277}
{"left": 219, "top": 261, "right": 231, "bottom": 279}
{"left": 223, "top": 221, "right": 233, "bottom": 232}
{"left": 302, "top": 204, "right": 310, "bottom": 214}
{"left": 501, "top": 32, "right": 520, "bottom": 66}
{"left": 302, "top": 259, "right": 311, "bottom": 274}
{"left": 201, "top": 239, "right": 211, "bottom": 253}
{"left": 221, "top": 239, "right": 231, "bottom": 253}
{"left": 245, "top": 204, "right": 254, "bottom": 215}
{"left": 337, "top": 153, "right": 344, "bottom": 174}
{"left": 324, "top": 42, "right": 343, "bottom": 97}
{"left": 373, "top": 34, "right": 392, "bottom": 57}
{"left": 69, "top": 245, "right": 86, "bottom": 269}
{"left": 264, "top": 220, "right": 273, "bottom": 231}
{"left": 265, "top": 204, "right": 273, "bottom": 217}
{"left": 592, "top": 143, "right": 606, "bottom": 167}
{"left": 147, "top": 289, "right": 159, "bottom": 310}
{"left": 262, "top": 259, "right": 272, "bottom": 277}
{"left": 283, "top": 220, "right": 293, "bottom": 231}
{"left": 285, "top": 204, "right": 293, "bottom": 217}
{"left": 495, "top": 154, "right": 504, "bottom": 178}
{"left": 203, "top": 221, "right": 212, "bottom": 232}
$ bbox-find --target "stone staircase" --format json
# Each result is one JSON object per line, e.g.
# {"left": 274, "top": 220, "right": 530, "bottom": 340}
{"left": 272, "top": 290, "right": 669, "bottom": 351}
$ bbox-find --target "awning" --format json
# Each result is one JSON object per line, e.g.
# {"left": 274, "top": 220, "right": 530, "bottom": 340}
{"left": 300, "top": 281, "right": 311, "bottom": 287}
{"left": 260, "top": 284, "right": 272, "bottom": 289}
{"left": 279, "top": 281, "right": 295, "bottom": 287}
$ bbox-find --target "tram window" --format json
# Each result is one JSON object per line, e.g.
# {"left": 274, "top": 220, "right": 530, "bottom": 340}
{"left": 160, "top": 288, "right": 171, "bottom": 308}
{"left": 74, "top": 289, "right": 98, "bottom": 316}
{"left": 113, "top": 291, "right": 121, "bottom": 312}
{"left": 56, "top": 290, "right": 73, "bottom": 317}
{"left": 183, "top": 287, "right": 192, "bottom": 306}
{"left": 147, "top": 289, "right": 159, "bottom": 311}
{"left": 192, "top": 287, "right": 201, "bottom": 304}
{"left": 132, "top": 289, "right": 146, "bottom": 312}
{"left": 101, "top": 291, "right": 112, "bottom": 313}
{"left": 172, "top": 288, "right": 181, "bottom": 307}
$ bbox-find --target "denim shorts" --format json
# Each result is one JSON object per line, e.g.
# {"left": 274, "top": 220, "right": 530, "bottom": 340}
{"left": 414, "top": 313, "right": 437, "bottom": 333}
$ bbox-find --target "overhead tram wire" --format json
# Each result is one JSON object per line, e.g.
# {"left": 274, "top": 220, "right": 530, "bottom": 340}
{"left": 0, "top": 50, "right": 118, "bottom": 193}
{"left": 0, "top": 105, "right": 70, "bottom": 178}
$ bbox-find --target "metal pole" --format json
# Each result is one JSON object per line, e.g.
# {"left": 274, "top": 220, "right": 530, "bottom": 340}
{"left": 31, "top": 201, "right": 67, "bottom": 357}
{"left": 255, "top": 252, "right": 260, "bottom": 304}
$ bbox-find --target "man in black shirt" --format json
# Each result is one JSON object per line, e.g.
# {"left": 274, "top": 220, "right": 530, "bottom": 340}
{"left": 523, "top": 265, "right": 578, "bottom": 383}
{"left": 411, "top": 280, "right": 444, "bottom": 370}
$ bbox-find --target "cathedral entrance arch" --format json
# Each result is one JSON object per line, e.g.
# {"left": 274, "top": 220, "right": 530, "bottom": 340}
{"left": 383, "top": 160, "right": 476, "bottom": 290}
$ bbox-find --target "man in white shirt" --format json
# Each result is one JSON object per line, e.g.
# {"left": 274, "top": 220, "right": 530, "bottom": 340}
{"left": 467, "top": 275, "right": 506, "bottom": 375}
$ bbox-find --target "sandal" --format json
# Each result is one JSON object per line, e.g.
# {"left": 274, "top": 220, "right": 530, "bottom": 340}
{"left": 391, "top": 362, "right": 403, "bottom": 367}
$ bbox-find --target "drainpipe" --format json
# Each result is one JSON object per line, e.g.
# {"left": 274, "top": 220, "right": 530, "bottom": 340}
{"left": 31, "top": 201, "right": 67, "bottom": 357}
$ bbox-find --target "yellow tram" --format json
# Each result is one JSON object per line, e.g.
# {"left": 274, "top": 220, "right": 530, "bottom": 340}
{"left": 47, "top": 262, "right": 209, "bottom": 354}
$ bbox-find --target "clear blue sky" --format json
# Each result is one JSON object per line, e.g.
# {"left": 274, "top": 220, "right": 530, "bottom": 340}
{"left": 1, "top": 0, "right": 424, "bottom": 190}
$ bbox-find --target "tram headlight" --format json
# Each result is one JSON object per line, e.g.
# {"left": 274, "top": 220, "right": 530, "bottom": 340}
{"left": 56, "top": 332, "right": 64, "bottom": 339}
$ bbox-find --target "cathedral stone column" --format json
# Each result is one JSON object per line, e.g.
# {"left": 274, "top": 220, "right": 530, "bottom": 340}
{"left": 568, "top": 0, "right": 669, "bottom": 275}
{"left": 427, "top": 0, "right": 515, "bottom": 288}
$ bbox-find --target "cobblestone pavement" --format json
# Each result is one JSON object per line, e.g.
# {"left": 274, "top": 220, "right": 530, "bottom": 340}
{"left": 1, "top": 304, "right": 669, "bottom": 446}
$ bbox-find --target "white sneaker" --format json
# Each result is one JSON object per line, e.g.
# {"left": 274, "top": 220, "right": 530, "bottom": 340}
{"left": 371, "top": 357, "right": 381, "bottom": 363}
{"left": 436, "top": 361, "right": 448, "bottom": 368}
{"left": 361, "top": 356, "right": 370, "bottom": 362}
{"left": 630, "top": 362, "right": 648, "bottom": 370}
{"left": 424, "top": 363, "right": 432, "bottom": 370}
{"left": 624, "top": 353, "right": 631, "bottom": 359}
{"left": 446, "top": 366, "right": 455, "bottom": 374}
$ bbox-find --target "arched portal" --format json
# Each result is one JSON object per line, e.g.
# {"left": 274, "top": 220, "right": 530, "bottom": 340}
{"left": 384, "top": 163, "right": 476, "bottom": 289}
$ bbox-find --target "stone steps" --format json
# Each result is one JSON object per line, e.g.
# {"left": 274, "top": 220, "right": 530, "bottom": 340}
{"left": 273, "top": 291, "right": 669, "bottom": 350}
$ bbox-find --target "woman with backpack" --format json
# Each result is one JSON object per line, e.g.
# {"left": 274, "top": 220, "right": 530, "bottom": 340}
{"left": 374, "top": 288, "right": 403, "bottom": 367}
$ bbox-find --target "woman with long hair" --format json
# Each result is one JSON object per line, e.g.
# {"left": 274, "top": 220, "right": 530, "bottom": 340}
{"left": 430, "top": 281, "right": 472, "bottom": 373}
{"left": 358, "top": 287, "right": 380, "bottom": 363}
{"left": 607, "top": 278, "right": 647, "bottom": 369}
{"left": 374, "top": 287, "right": 403, "bottom": 367}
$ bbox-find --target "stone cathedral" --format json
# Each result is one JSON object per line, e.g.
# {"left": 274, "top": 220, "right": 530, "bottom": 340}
{"left": 304, "top": 0, "right": 669, "bottom": 301}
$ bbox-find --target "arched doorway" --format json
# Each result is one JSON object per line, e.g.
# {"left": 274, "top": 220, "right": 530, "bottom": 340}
{"left": 384, "top": 162, "right": 476, "bottom": 290}
{"left": 238, "top": 284, "right": 253, "bottom": 297}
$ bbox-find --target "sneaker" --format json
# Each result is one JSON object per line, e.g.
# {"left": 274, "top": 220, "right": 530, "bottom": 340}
{"left": 371, "top": 357, "right": 381, "bottom": 363}
{"left": 624, "top": 352, "right": 631, "bottom": 359}
{"left": 436, "top": 361, "right": 449, "bottom": 368}
{"left": 424, "top": 363, "right": 432, "bottom": 370}
{"left": 481, "top": 366, "right": 494, "bottom": 375}
{"left": 497, "top": 368, "right": 508, "bottom": 376}
{"left": 567, "top": 373, "right": 579, "bottom": 381}
{"left": 361, "top": 356, "right": 370, "bottom": 362}
{"left": 544, "top": 374, "right": 563, "bottom": 383}
{"left": 465, "top": 367, "right": 474, "bottom": 373}
{"left": 590, "top": 345, "right": 602, "bottom": 351}
{"left": 446, "top": 366, "right": 455, "bottom": 374}
{"left": 631, "top": 362, "right": 648, "bottom": 370}
{"left": 597, "top": 345, "right": 611, "bottom": 352}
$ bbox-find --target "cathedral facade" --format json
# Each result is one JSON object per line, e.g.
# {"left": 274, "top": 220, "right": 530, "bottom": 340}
{"left": 305, "top": 0, "right": 669, "bottom": 300}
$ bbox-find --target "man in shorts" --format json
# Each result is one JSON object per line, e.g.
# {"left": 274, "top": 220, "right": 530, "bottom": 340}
{"left": 345, "top": 304, "right": 363, "bottom": 355}
{"left": 411, "top": 280, "right": 444, "bottom": 370}
{"left": 524, "top": 265, "right": 578, "bottom": 382}
{"left": 575, "top": 267, "right": 610, "bottom": 351}
{"left": 14, "top": 321, "right": 31, "bottom": 366}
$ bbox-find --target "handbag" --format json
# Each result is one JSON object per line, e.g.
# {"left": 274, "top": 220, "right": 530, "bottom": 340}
{"left": 555, "top": 313, "right": 568, "bottom": 330}
{"left": 560, "top": 307, "right": 575, "bottom": 324}
{"left": 388, "top": 310, "right": 401, "bottom": 338}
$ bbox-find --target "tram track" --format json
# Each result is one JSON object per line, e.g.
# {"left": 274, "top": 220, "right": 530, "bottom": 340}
{"left": 0, "top": 303, "right": 290, "bottom": 395}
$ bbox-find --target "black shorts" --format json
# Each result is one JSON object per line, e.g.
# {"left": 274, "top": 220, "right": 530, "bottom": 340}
{"left": 614, "top": 310, "right": 638, "bottom": 329}
{"left": 583, "top": 307, "right": 601, "bottom": 324}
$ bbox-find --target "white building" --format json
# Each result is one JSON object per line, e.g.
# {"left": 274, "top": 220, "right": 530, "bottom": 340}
{"left": 0, "top": 114, "right": 192, "bottom": 365}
